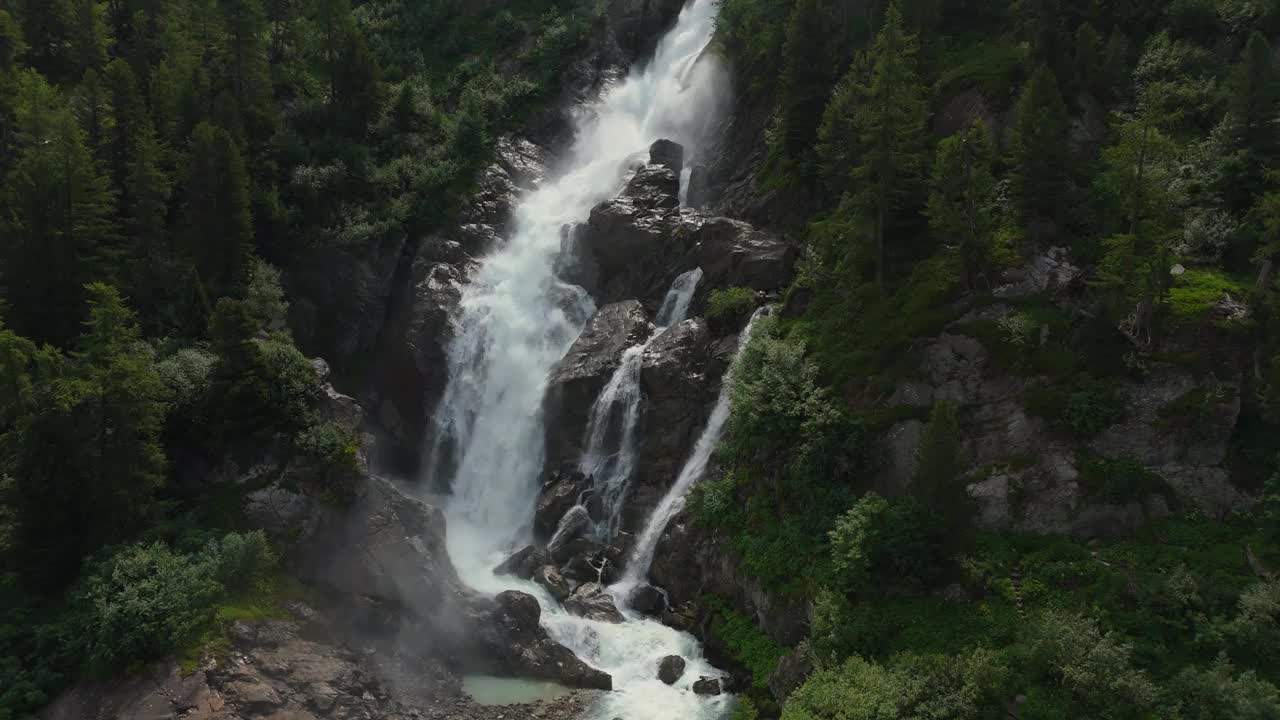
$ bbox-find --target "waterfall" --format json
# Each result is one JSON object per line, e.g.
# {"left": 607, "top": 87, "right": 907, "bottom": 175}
{"left": 429, "top": 0, "right": 726, "bottom": 571}
{"left": 579, "top": 268, "right": 704, "bottom": 538}
{"left": 619, "top": 308, "right": 765, "bottom": 589}
{"left": 424, "top": 1, "right": 732, "bottom": 717}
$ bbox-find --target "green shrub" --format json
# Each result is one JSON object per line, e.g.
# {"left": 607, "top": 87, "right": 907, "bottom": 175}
{"left": 79, "top": 542, "right": 222, "bottom": 669}
{"left": 259, "top": 333, "right": 323, "bottom": 435}
{"left": 1166, "top": 269, "right": 1247, "bottom": 325}
{"left": 829, "top": 494, "right": 940, "bottom": 594}
{"left": 687, "top": 471, "right": 738, "bottom": 528}
{"left": 706, "top": 597, "right": 786, "bottom": 689}
{"left": 707, "top": 287, "right": 756, "bottom": 321}
{"left": 1078, "top": 454, "right": 1174, "bottom": 505}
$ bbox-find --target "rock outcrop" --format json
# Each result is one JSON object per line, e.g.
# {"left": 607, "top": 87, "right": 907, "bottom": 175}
{"left": 563, "top": 583, "right": 627, "bottom": 623}
{"left": 535, "top": 469, "right": 593, "bottom": 539}
{"left": 657, "top": 655, "right": 686, "bottom": 685}
{"left": 544, "top": 300, "right": 653, "bottom": 471}
{"left": 634, "top": 319, "right": 716, "bottom": 495}
{"left": 608, "top": 0, "right": 687, "bottom": 58}
{"left": 474, "top": 591, "right": 614, "bottom": 690}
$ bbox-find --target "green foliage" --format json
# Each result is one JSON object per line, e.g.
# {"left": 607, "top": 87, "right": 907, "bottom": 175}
{"left": 706, "top": 287, "right": 755, "bottom": 322}
{"left": 783, "top": 650, "right": 1007, "bottom": 720}
{"left": 1167, "top": 269, "right": 1248, "bottom": 324}
{"left": 706, "top": 596, "right": 786, "bottom": 689}
{"left": 816, "top": 2, "right": 928, "bottom": 283}
{"left": 1025, "top": 375, "right": 1125, "bottom": 438}
{"left": 927, "top": 120, "right": 998, "bottom": 288}
{"left": 1009, "top": 65, "right": 1070, "bottom": 233}
{"left": 829, "top": 493, "right": 940, "bottom": 594}
{"left": 687, "top": 470, "right": 738, "bottom": 528}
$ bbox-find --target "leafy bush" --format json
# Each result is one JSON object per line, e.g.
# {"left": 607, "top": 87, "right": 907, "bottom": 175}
{"left": 1167, "top": 269, "right": 1248, "bottom": 324}
{"left": 1022, "top": 609, "right": 1161, "bottom": 715}
{"left": 76, "top": 532, "right": 277, "bottom": 671}
{"left": 828, "top": 494, "right": 939, "bottom": 594}
{"left": 687, "top": 471, "right": 737, "bottom": 527}
{"left": 706, "top": 596, "right": 786, "bottom": 689}
{"left": 259, "top": 334, "right": 323, "bottom": 435}
{"left": 706, "top": 287, "right": 755, "bottom": 321}
{"left": 78, "top": 542, "right": 223, "bottom": 669}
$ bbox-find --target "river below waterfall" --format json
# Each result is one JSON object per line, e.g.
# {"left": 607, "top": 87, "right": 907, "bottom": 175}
{"left": 424, "top": 0, "right": 737, "bottom": 718}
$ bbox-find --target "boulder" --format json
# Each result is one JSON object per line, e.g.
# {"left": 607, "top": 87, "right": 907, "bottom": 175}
{"left": 629, "top": 584, "right": 667, "bottom": 616}
{"left": 624, "top": 165, "right": 681, "bottom": 211}
{"left": 535, "top": 469, "right": 592, "bottom": 540}
{"left": 993, "top": 246, "right": 1081, "bottom": 300}
{"left": 649, "top": 139, "right": 685, "bottom": 176}
{"left": 692, "top": 677, "right": 722, "bottom": 696}
{"left": 608, "top": 0, "right": 687, "bottom": 58}
{"left": 563, "top": 583, "right": 626, "bottom": 623}
{"left": 636, "top": 319, "right": 715, "bottom": 493}
{"left": 302, "top": 476, "right": 466, "bottom": 639}
{"left": 560, "top": 542, "right": 619, "bottom": 585}
{"left": 494, "top": 544, "right": 545, "bottom": 580}
{"left": 544, "top": 301, "right": 653, "bottom": 471}
{"left": 548, "top": 505, "right": 593, "bottom": 556}
{"left": 657, "top": 655, "right": 686, "bottom": 685}
{"left": 477, "top": 591, "right": 614, "bottom": 690}
{"left": 692, "top": 217, "right": 796, "bottom": 292}
{"left": 533, "top": 565, "right": 573, "bottom": 602}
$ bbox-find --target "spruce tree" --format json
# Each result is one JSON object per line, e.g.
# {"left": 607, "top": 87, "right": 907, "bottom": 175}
{"left": 2, "top": 76, "right": 114, "bottom": 346}
{"left": 823, "top": 1, "right": 928, "bottom": 284}
{"left": 775, "top": 0, "right": 832, "bottom": 164}
{"left": 218, "top": 0, "right": 275, "bottom": 147}
{"left": 1220, "top": 32, "right": 1280, "bottom": 212}
{"left": 181, "top": 122, "right": 254, "bottom": 305}
{"left": 928, "top": 120, "right": 997, "bottom": 289}
{"left": 1009, "top": 65, "right": 1071, "bottom": 239}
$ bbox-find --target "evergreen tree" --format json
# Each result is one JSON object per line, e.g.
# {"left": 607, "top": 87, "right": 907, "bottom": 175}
{"left": 1094, "top": 113, "right": 1181, "bottom": 341}
{"left": 332, "top": 21, "right": 381, "bottom": 134}
{"left": 103, "top": 58, "right": 145, "bottom": 203}
{"left": 218, "top": 0, "right": 275, "bottom": 147}
{"left": 913, "top": 401, "right": 970, "bottom": 540}
{"left": 774, "top": 0, "right": 833, "bottom": 164}
{"left": 927, "top": 120, "right": 997, "bottom": 289}
{"left": 2, "top": 74, "right": 114, "bottom": 346}
{"left": 1219, "top": 32, "right": 1280, "bottom": 212}
{"left": 818, "top": 2, "right": 928, "bottom": 284}
{"left": 206, "top": 297, "right": 272, "bottom": 443}
{"left": 10, "top": 284, "right": 165, "bottom": 589}
{"left": 1074, "top": 22, "right": 1102, "bottom": 96}
{"left": 125, "top": 124, "right": 174, "bottom": 319}
{"left": 180, "top": 122, "right": 253, "bottom": 305}
{"left": 0, "top": 9, "right": 23, "bottom": 172}
{"left": 1101, "top": 26, "right": 1130, "bottom": 98}
{"left": 1009, "top": 65, "right": 1071, "bottom": 239}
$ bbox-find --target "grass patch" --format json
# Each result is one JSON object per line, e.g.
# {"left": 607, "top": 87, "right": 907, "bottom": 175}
{"left": 176, "top": 573, "right": 303, "bottom": 673}
{"left": 934, "top": 38, "right": 1028, "bottom": 101}
{"left": 1166, "top": 269, "right": 1248, "bottom": 326}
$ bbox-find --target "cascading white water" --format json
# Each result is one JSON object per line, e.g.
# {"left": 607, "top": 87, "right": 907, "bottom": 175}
{"left": 579, "top": 268, "right": 704, "bottom": 538}
{"left": 617, "top": 308, "right": 765, "bottom": 590}
{"left": 425, "top": 1, "right": 731, "bottom": 717}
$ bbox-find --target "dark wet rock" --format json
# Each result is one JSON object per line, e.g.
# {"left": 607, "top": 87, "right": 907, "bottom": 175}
{"left": 769, "top": 643, "right": 813, "bottom": 707}
{"left": 544, "top": 300, "right": 653, "bottom": 472}
{"left": 555, "top": 223, "right": 600, "bottom": 293}
{"left": 564, "top": 582, "right": 626, "bottom": 623}
{"left": 624, "top": 165, "right": 681, "bottom": 211}
{"left": 693, "top": 677, "right": 722, "bottom": 696}
{"left": 657, "top": 655, "right": 686, "bottom": 685}
{"left": 536, "top": 469, "right": 592, "bottom": 540}
{"left": 494, "top": 544, "right": 546, "bottom": 580}
{"left": 629, "top": 584, "right": 667, "bottom": 616}
{"left": 686, "top": 163, "right": 712, "bottom": 209}
{"left": 533, "top": 565, "right": 573, "bottom": 602}
{"left": 608, "top": 0, "right": 687, "bottom": 59}
{"left": 479, "top": 591, "right": 614, "bottom": 690}
{"left": 649, "top": 139, "right": 684, "bottom": 176}
{"left": 548, "top": 506, "right": 593, "bottom": 556}
{"left": 692, "top": 217, "right": 796, "bottom": 292}
{"left": 635, "top": 319, "right": 716, "bottom": 493}
{"left": 560, "top": 542, "right": 619, "bottom": 585}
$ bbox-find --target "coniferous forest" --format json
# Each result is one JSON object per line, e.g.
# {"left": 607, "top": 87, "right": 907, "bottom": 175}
{"left": 2, "top": 0, "right": 1280, "bottom": 718}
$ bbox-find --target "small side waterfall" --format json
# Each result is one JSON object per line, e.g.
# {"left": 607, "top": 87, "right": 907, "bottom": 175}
{"left": 578, "top": 268, "right": 704, "bottom": 537}
{"left": 619, "top": 307, "right": 765, "bottom": 588}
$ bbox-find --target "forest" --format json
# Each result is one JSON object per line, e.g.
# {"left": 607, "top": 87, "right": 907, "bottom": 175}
{"left": 0, "top": 0, "right": 598, "bottom": 715}
{"left": 693, "top": 0, "right": 1280, "bottom": 718}
{"left": 2, "top": 0, "right": 1280, "bottom": 717}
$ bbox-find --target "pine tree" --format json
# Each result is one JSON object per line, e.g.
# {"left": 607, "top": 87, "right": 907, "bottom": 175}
{"left": 774, "top": 0, "right": 833, "bottom": 164}
{"left": 103, "top": 58, "right": 145, "bottom": 203}
{"left": 0, "top": 10, "right": 23, "bottom": 174}
{"left": 1220, "top": 32, "right": 1280, "bottom": 212}
{"left": 181, "top": 122, "right": 253, "bottom": 305}
{"left": 1094, "top": 113, "right": 1181, "bottom": 342}
{"left": 218, "top": 0, "right": 275, "bottom": 147}
{"left": 2, "top": 75, "right": 114, "bottom": 346}
{"left": 927, "top": 120, "right": 997, "bottom": 289}
{"left": 332, "top": 21, "right": 381, "bottom": 134}
{"left": 819, "top": 2, "right": 928, "bottom": 284}
{"left": 206, "top": 297, "right": 273, "bottom": 442}
{"left": 1009, "top": 65, "right": 1071, "bottom": 238}
{"left": 10, "top": 284, "right": 166, "bottom": 589}
{"left": 1074, "top": 22, "right": 1102, "bottom": 96}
